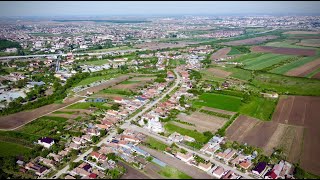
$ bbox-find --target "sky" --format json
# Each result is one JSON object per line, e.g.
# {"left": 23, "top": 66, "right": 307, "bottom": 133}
{"left": 0, "top": 1, "right": 319, "bottom": 17}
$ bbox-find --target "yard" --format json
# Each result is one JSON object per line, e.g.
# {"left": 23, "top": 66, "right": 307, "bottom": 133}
{"left": 193, "top": 93, "right": 242, "bottom": 112}
{"left": 144, "top": 137, "right": 168, "bottom": 152}
{"left": 0, "top": 141, "right": 32, "bottom": 157}
{"left": 158, "top": 166, "right": 192, "bottom": 179}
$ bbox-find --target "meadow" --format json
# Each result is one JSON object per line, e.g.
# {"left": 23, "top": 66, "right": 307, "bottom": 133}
{"left": 67, "top": 102, "right": 109, "bottom": 110}
{"left": 164, "top": 123, "right": 210, "bottom": 143}
{"left": 269, "top": 56, "right": 319, "bottom": 74}
{"left": 193, "top": 93, "right": 242, "bottom": 112}
{"left": 158, "top": 166, "right": 192, "bottom": 179}
{"left": 239, "top": 97, "right": 277, "bottom": 121}
{"left": 0, "top": 141, "right": 32, "bottom": 157}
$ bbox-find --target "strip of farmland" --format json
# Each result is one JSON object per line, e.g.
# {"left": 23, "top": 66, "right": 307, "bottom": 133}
{"left": 285, "top": 58, "right": 320, "bottom": 77}
{"left": 251, "top": 46, "right": 317, "bottom": 56}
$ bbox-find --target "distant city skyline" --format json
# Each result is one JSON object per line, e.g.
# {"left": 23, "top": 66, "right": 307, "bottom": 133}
{"left": 0, "top": 1, "right": 320, "bottom": 17}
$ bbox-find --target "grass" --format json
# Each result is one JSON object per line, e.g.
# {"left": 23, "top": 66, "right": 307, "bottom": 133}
{"left": 224, "top": 67, "right": 253, "bottom": 81}
{"left": 264, "top": 40, "right": 316, "bottom": 49}
{"left": 164, "top": 123, "right": 209, "bottom": 143}
{"left": 193, "top": 93, "right": 242, "bottom": 112}
{"left": 227, "top": 47, "right": 244, "bottom": 55}
{"left": 78, "top": 59, "right": 110, "bottom": 65}
{"left": 158, "top": 166, "right": 192, "bottom": 179}
{"left": 145, "top": 137, "right": 168, "bottom": 151}
{"left": 238, "top": 53, "right": 295, "bottom": 70}
{"left": 75, "top": 74, "right": 115, "bottom": 86}
{"left": 169, "top": 59, "right": 186, "bottom": 66}
{"left": 52, "top": 111, "right": 75, "bottom": 115}
{"left": 42, "top": 116, "right": 68, "bottom": 123}
{"left": 269, "top": 56, "right": 319, "bottom": 74}
{"left": 67, "top": 102, "right": 109, "bottom": 109}
{"left": 101, "top": 88, "right": 138, "bottom": 96}
{"left": 239, "top": 97, "right": 277, "bottom": 121}
{"left": 232, "top": 53, "right": 263, "bottom": 63}
{"left": 252, "top": 72, "right": 320, "bottom": 96}
{"left": 0, "top": 141, "right": 31, "bottom": 157}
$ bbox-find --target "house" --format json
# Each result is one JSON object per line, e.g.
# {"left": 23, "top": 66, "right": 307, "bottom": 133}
{"left": 198, "top": 162, "right": 212, "bottom": 172}
{"left": 69, "top": 142, "right": 81, "bottom": 150}
{"left": 265, "top": 170, "right": 278, "bottom": 179}
{"left": 252, "top": 162, "right": 268, "bottom": 176}
{"left": 48, "top": 153, "right": 63, "bottom": 162}
{"left": 87, "top": 128, "right": 101, "bottom": 136}
{"left": 239, "top": 160, "right": 252, "bottom": 170}
{"left": 211, "top": 166, "right": 226, "bottom": 179}
{"left": 25, "top": 162, "right": 48, "bottom": 176}
{"left": 72, "top": 137, "right": 85, "bottom": 145}
{"left": 183, "top": 135, "right": 195, "bottom": 142}
{"left": 65, "top": 175, "right": 76, "bottom": 179}
{"left": 38, "top": 137, "right": 55, "bottom": 148}
{"left": 82, "top": 134, "right": 92, "bottom": 142}
{"left": 90, "top": 151, "right": 102, "bottom": 161}
{"left": 176, "top": 152, "right": 193, "bottom": 162}
{"left": 70, "top": 167, "right": 90, "bottom": 177}
{"left": 168, "top": 132, "right": 184, "bottom": 143}
{"left": 113, "top": 97, "right": 124, "bottom": 104}
{"left": 42, "top": 158, "right": 56, "bottom": 167}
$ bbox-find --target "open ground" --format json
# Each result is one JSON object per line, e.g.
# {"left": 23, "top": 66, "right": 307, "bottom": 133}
{"left": 110, "top": 76, "right": 156, "bottom": 91}
{"left": 251, "top": 46, "right": 316, "bottom": 56}
{"left": 210, "top": 47, "right": 231, "bottom": 61}
{"left": 220, "top": 35, "right": 278, "bottom": 46}
{"left": 285, "top": 58, "right": 320, "bottom": 77}
{"left": 206, "top": 67, "right": 232, "bottom": 78}
{"left": 134, "top": 42, "right": 198, "bottom": 50}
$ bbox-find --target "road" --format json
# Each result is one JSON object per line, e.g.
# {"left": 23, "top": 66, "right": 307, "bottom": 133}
{"left": 0, "top": 49, "right": 138, "bottom": 60}
{"left": 127, "top": 125, "right": 253, "bottom": 179}
{"left": 51, "top": 68, "right": 181, "bottom": 179}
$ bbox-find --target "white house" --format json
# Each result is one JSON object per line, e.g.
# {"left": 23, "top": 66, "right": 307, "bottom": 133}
{"left": 38, "top": 137, "right": 55, "bottom": 148}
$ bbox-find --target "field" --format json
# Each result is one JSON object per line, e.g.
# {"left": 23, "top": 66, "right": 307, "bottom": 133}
{"left": 226, "top": 115, "right": 304, "bottom": 164}
{"left": 224, "top": 67, "right": 253, "bottom": 81}
{"left": 251, "top": 46, "right": 317, "bottom": 56}
{"left": 193, "top": 93, "right": 242, "bottom": 112}
{"left": 110, "top": 76, "right": 155, "bottom": 92}
{"left": 283, "top": 31, "right": 320, "bottom": 35}
{"left": 272, "top": 96, "right": 320, "bottom": 175}
{"left": 134, "top": 41, "right": 198, "bottom": 50}
{"left": 269, "top": 56, "right": 319, "bottom": 75}
{"left": 0, "top": 141, "right": 32, "bottom": 157}
{"left": 78, "top": 59, "right": 110, "bottom": 65}
{"left": 239, "top": 97, "right": 277, "bottom": 121}
{"left": 220, "top": 35, "right": 278, "bottom": 46}
{"left": 239, "top": 53, "right": 295, "bottom": 70}
{"left": 206, "top": 68, "right": 232, "bottom": 78}
{"left": 75, "top": 74, "right": 115, "bottom": 86}
{"left": 252, "top": 72, "right": 320, "bottom": 96}
{"left": 0, "top": 96, "right": 83, "bottom": 130}
{"left": 66, "top": 102, "right": 109, "bottom": 110}
{"left": 285, "top": 58, "right": 320, "bottom": 77}
{"left": 176, "top": 111, "right": 228, "bottom": 133}
{"left": 210, "top": 47, "right": 231, "bottom": 60}
{"left": 164, "top": 123, "right": 209, "bottom": 143}
{"left": 296, "top": 39, "right": 320, "bottom": 47}
{"left": 145, "top": 136, "right": 168, "bottom": 152}
{"left": 158, "top": 166, "right": 192, "bottom": 179}
{"left": 264, "top": 39, "right": 316, "bottom": 49}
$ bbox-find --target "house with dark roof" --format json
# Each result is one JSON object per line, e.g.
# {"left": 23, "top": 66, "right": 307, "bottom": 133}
{"left": 38, "top": 137, "right": 55, "bottom": 148}
{"left": 252, "top": 162, "right": 268, "bottom": 176}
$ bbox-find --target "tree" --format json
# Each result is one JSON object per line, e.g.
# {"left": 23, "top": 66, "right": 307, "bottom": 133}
{"left": 117, "top": 128, "right": 124, "bottom": 134}
{"left": 111, "top": 103, "right": 121, "bottom": 110}
{"left": 179, "top": 95, "right": 185, "bottom": 107}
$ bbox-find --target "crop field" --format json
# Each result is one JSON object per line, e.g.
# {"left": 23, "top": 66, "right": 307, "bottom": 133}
{"left": 283, "top": 31, "right": 320, "bottom": 35}
{"left": 111, "top": 76, "right": 155, "bottom": 91}
{"left": 0, "top": 96, "right": 83, "bottom": 130}
{"left": 78, "top": 59, "right": 110, "bottom": 65}
{"left": 226, "top": 115, "right": 304, "bottom": 163}
{"left": 223, "top": 67, "right": 253, "bottom": 81}
{"left": 206, "top": 68, "right": 232, "bottom": 78}
{"left": 272, "top": 96, "right": 320, "bottom": 175}
{"left": 251, "top": 46, "right": 317, "bottom": 56}
{"left": 75, "top": 74, "right": 116, "bottom": 86}
{"left": 307, "top": 68, "right": 320, "bottom": 79}
{"left": 134, "top": 41, "right": 198, "bottom": 50}
{"left": 193, "top": 93, "right": 242, "bottom": 112}
{"left": 252, "top": 72, "right": 320, "bottom": 96}
{"left": 296, "top": 39, "right": 320, "bottom": 48}
{"left": 285, "top": 58, "right": 320, "bottom": 77}
{"left": 66, "top": 102, "right": 109, "bottom": 109}
{"left": 269, "top": 56, "right": 319, "bottom": 74}
{"left": 177, "top": 111, "right": 228, "bottom": 133}
{"left": 240, "top": 53, "right": 295, "bottom": 70}
{"left": 220, "top": 35, "right": 278, "bottom": 46}
{"left": 0, "top": 141, "right": 32, "bottom": 157}
{"left": 210, "top": 47, "right": 231, "bottom": 60}
{"left": 264, "top": 39, "right": 316, "bottom": 49}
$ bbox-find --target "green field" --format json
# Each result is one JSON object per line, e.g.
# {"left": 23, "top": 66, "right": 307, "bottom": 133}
{"left": 164, "top": 123, "right": 209, "bottom": 143}
{"left": 305, "top": 68, "right": 320, "bottom": 78}
{"left": 239, "top": 97, "right": 277, "bottom": 121}
{"left": 269, "top": 56, "right": 319, "bottom": 74}
{"left": 0, "top": 141, "right": 31, "bottom": 157}
{"left": 78, "top": 59, "right": 110, "bottom": 65}
{"left": 252, "top": 72, "right": 320, "bottom": 96}
{"left": 264, "top": 40, "right": 316, "bottom": 49}
{"left": 224, "top": 67, "right": 253, "bottom": 81}
{"left": 169, "top": 59, "right": 186, "bottom": 66}
{"left": 232, "top": 53, "right": 263, "bottom": 63}
{"left": 227, "top": 47, "right": 243, "bottom": 55}
{"left": 145, "top": 137, "right": 168, "bottom": 151}
{"left": 67, "top": 102, "right": 109, "bottom": 109}
{"left": 75, "top": 74, "right": 115, "bottom": 86}
{"left": 241, "top": 53, "right": 295, "bottom": 70}
{"left": 193, "top": 93, "right": 242, "bottom": 112}
{"left": 299, "top": 39, "right": 320, "bottom": 47}
{"left": 158, "top": 166, "right": 192, "bottom": 179}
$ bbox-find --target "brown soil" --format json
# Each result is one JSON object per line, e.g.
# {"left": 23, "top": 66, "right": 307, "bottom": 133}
{"left": 207, "top": 68, "right": 232, "bottom": 78}
{"left": 251, "top": 46, "right": 316, "bottom": 56}
{"left": 220, "top": 35, "right": 278, "bottom": 46}
{"left": 283, "top": 31, "right": 320, "bottom": 35}
{"left": 210, "top": 47, "right": 231, "bottom": 61}
{"left": 312, "top": 72, "right": 320, "bottom": 79}
{"left": 285, "top": 58, "right": 320, "bottom": 77}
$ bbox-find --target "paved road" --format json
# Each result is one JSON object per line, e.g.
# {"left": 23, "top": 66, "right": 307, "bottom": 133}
{"left": 51, "top": 68, "right": 180, "bottom": 179}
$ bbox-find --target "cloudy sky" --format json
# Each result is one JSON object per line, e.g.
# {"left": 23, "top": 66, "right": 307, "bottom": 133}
{"left": 0, "top": 1, "right": 319, "bottom": 17}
